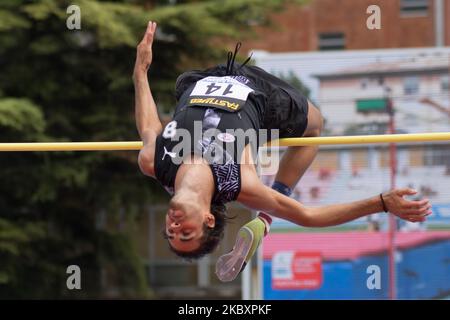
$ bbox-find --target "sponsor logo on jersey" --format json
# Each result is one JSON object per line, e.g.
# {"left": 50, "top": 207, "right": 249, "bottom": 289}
{"left": 231, "top": 75, "right": 250, "bottom": 85}
{"left": 217, "top": 132, "right": 236, "bottom": 143}
{"left": 189, "top": 98, "right": 240, "bottom": 111}
{"left": 162, "top": 146, "right": 176, "bottom": 160}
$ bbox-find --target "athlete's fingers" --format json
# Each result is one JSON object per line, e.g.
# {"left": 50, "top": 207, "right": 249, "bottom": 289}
{"left": 403, "top": 199, "right": 429, "bottom": 209}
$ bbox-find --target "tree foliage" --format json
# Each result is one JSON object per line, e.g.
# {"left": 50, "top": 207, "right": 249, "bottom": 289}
{"left": 278, "top": 70, "right": 311, "bottom": 99}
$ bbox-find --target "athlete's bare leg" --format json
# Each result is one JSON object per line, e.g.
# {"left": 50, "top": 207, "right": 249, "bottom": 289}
{"left": 274, "top": 101, "right": 323, "bottom": 189}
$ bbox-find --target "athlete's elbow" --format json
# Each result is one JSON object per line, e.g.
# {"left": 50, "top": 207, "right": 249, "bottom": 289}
{"left": 138, "top": 148, "right": 155, "bottom": 177}
{"left": 276, "top": 198, "right": 319, "bottom": 227}
{"left": 295, "top": 207, "right": 322, "bottom": 228}
{"left": 154, "top": 122, "right": 163, "bottom": 135}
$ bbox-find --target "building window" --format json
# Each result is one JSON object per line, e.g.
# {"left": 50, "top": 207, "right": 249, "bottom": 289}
{"left": 442, "top": 75, "right": 449, "bottom": 92}
{"left": 424, "top": 145, "right": 450, "bottom": 170}
{"left": 361, "top": 78, "right": 369, "bottom": 89}
{"left": 339, "top": 150, "right": 351, "bottom": 171}
{"left": 403, "top": 76, "right": 420, "bottom": 95}
{"left": 318, "top": 33, "right": 345, "bottom": 51}
{"left": 360, "top": 77, "right": 384, "bottom": 89}
{"left": 368, "top": 147, "right": 380, "bottom": 170}
{"left": 400, "top": 0, "right": 429, "bottom": 16}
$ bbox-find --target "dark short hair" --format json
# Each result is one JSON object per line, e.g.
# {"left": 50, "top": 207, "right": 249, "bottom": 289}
{"left": 164, "top": 203, "right": 230, "bottom": 261}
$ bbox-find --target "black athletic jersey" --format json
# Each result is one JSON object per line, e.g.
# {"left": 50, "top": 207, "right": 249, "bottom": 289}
{"left": 154, "top": 64, "right": 308, "bottom": 204}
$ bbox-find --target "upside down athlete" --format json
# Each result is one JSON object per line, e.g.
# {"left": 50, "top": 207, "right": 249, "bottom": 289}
{"left": 134, "top": 22, "right": 432, "bottom": 281}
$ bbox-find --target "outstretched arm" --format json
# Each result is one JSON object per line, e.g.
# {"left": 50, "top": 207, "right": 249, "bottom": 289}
{"left": 133, "top": 21, "right": 163, "bottom": 141}
{"left": 133, "top": 21, "right": 162, "bottom": 177}
{"left": 239, "top": 179, "right": 431, "bottom": 227}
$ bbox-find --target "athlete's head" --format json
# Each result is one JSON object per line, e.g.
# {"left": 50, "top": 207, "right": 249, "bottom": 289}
{"left": 164, "top": 200, "right": 228, "bottom": 260}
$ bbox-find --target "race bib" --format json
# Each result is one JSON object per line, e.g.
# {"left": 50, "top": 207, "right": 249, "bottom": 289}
{"left": 187, "top": 76, "right": 254, "bottom": 112}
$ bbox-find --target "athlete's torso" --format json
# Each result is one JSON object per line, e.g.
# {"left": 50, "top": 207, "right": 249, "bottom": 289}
{"left": 154, "top": 64, "right": 308, "bottom": 204}
{"left": 154, "top": 71, "right": 266, "bottom": 204}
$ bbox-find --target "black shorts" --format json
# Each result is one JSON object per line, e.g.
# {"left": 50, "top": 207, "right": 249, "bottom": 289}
{"left": 175, "top": 64, "right": 309, "bottom": 139}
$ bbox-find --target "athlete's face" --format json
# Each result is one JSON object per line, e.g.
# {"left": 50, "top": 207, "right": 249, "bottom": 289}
{"left": 164, "top": 202, "right": 215, "bottom": 252}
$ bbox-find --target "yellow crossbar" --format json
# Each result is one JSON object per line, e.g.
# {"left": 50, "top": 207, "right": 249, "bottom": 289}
{"left": 0, "top": 132, "right": 449, "bottom": 152}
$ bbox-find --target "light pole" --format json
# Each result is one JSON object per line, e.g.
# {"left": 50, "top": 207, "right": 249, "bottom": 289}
{"left": 385, "top": 86, "right": 397, "bottom": 300}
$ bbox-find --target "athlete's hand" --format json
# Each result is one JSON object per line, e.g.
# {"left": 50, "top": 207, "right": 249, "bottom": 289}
{"left": 134, "top": 21, "right": 157, "bottom": 75}
{"left": 382, "top": 188, "right": 432, "bottom": 222}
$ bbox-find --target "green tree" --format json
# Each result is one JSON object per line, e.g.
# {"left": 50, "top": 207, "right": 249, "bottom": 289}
{"left": 278, "top": 70, "right": 311, "bottom": 99}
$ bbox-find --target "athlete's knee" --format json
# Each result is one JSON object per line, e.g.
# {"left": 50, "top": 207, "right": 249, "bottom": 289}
{"left": 316, "top": 108, "right": 324, "bottom": 134}
{"left": 305, "top": 102, "right": 323, "bottom": 137}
